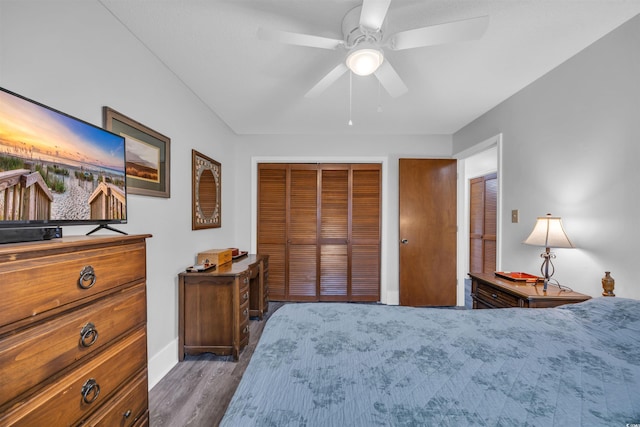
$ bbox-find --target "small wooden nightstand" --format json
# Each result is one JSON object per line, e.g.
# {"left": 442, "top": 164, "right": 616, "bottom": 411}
{"left": 469, "top": 272, "right": 591, "bottom": 309}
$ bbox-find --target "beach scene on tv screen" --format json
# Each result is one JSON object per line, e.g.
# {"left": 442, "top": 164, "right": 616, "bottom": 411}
{"left": 0, "top": 90, "right": 126, "bottom": 223}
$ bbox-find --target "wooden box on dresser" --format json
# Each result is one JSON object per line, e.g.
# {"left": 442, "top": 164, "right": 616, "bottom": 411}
{"left": 469, "top": 272, "right": 591, "bottom": 309}
{"left": 0, "top": 234, "right": 151, "bottom": 426}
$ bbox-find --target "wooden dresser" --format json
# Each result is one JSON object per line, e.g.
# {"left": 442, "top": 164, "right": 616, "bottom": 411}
{"left": 469, "top": 272, "right": 591, "bottom": 309}
{"left": 0, "top": 234, "right": 151, "bottom": 426}
{"left": 178, "top": 254, "right": 268, "bottom": 361}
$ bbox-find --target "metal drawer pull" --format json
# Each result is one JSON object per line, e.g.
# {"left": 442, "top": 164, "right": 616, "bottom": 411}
{"left": 80, "top": 322, "right": 99, "bottom": 347}
{"left": 123, "top": 410, "right": 132, "bottom": 419}
{"left": 243, "top": 325, "right": 250, "bottom": 334}
{"left": 243, "top": 308, "right": 248, "bottom": 317}
{"left": 243, "top": 277, "right": 249, "bottom": 284}
{"left": 81, "top": 378, "right": 100, "bottom": 404}
{"left": 79, "top": 266, "right": 96, "bottom": 289}
{"left": 491, "top": 293, "right": 498, "bottom": 299}
{"left": 243, "top": 292, "right": 249, "bottom": 300}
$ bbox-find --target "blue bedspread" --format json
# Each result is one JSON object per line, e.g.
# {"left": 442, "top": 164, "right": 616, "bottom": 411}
{"left": 221, "top": 298, "right": 640, "bottom": 426}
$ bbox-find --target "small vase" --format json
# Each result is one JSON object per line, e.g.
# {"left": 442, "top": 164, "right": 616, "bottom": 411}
{"left": 601, "top": 271, "right": 615, "bottom": 297}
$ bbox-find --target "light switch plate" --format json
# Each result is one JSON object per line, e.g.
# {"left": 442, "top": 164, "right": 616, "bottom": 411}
{"left": 511, "top": 209, "right": 519, "bottom": 223}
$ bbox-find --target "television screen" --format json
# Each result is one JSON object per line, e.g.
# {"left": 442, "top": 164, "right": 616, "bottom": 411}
{"left": 0, "top": 86, "right": 127, "bottom": 230}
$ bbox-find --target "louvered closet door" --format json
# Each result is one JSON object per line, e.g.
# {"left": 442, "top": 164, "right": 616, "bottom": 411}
{"left": 257, "top": 165, "right": 287, "bottom": 299}
{"left": 288, "top": 165, "right": 318, "bottom": 300}
{"left": 351, "top": 165, "right": 381, "bottom": 301}
{"left": 469, "top": 173, "right": 497, "bottom": 274}
{"left": 258, "top": 163, "right": 381, "bottom": 302}
{"left": 319, "top": 165, "right": 349, "bottom": 300}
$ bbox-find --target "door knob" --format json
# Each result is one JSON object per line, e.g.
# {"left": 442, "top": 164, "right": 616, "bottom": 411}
{"left": 401, "top": 239, "right": 408, "bottom": 244}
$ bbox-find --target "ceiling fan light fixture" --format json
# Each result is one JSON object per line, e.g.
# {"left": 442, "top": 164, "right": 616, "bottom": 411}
{"left": 346, "top": 48, "right": 384, "bottom": 76}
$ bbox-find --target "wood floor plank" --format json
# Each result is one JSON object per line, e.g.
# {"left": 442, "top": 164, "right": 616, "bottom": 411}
{"left": 149, "top": 302, "right": 284, "bottom": 426}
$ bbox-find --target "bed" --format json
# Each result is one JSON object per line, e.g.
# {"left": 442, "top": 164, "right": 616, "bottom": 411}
{"left": 221, "top": 297, "right": 640, "bottom": 426}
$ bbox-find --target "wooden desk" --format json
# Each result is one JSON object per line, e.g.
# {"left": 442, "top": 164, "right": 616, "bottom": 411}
{"left": 469, "top": 272, "right": 591, "bottom": 309}
{"left": 177, "top": 254, "right": 268, "bottom": 361}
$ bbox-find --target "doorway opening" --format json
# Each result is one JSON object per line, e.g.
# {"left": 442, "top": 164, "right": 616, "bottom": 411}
{"left": 455, "top": 134, "right": 502, "bottom": 308}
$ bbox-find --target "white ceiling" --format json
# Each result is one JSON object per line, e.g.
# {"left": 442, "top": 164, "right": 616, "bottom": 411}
{"left": 99, "top": 0, "right": 640, "bottom": 136}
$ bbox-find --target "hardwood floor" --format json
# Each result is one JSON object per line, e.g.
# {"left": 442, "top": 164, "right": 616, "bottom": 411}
{"left": 149, "top": 302, "right": 285, "bottom": 426}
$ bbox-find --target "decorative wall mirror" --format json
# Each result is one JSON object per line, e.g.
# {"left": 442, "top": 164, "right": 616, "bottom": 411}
{"left": 192, "top": 150, "right": 221, "bottom": 229}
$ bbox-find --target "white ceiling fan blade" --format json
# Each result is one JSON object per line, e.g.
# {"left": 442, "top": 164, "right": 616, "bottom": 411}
{"left": 305, "top": 63, "right": 349, "bottom": 98}
{"left": 359, "top": 0, "right": 391, "bottom": 31}
{"left": 390, "top": 15, "right": 489, "bottom": 51}
{"left": 257, "top": 27, "right": 343, "bottom": 50}
{"left": 374, "top": 60, "right": 408, "bottom": 98}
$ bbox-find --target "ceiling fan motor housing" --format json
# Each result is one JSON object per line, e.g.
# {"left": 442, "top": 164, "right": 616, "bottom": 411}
{"left": 342, "top": 6, "right": 386, "bottom": 48}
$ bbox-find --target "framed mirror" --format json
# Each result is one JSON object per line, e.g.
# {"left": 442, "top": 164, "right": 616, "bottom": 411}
{"left": 192, "top": 150, "right": 221, "bottom": 229}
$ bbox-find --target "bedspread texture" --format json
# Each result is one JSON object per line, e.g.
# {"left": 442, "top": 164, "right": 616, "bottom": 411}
{"left": 221, "top": 297, "right": 640, "bottom": 426}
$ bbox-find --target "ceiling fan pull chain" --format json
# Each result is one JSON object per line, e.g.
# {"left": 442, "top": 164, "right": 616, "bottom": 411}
{"left": 377, "top": 79, "right": 383, "bottom": 113}
{"left": 348, "top": 71, "right": 353, "bottom": 126}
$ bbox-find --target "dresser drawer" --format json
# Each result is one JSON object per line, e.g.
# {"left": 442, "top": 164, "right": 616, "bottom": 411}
{"left": 240, "top": 298, "right": 250, "bottom": 343}
{"left": 240, "top": 280, "right": 250, "bottom": 305}
{"left": 82, "top": 369, "right": 148, "bottom": 427}
{"left": 0, "top": 242, "right": 146, "bottom": 330}
{"left": 0, "top": 327, "right": 147, "bottom": 425}
{"left": 239, "top": 274, "right": 250, "bottom": 347}
{"left": 476, "top": 281, "right": 520, "bottom": 308}
{"left": 0, "top": 283, "right": 146, "bottom": 405}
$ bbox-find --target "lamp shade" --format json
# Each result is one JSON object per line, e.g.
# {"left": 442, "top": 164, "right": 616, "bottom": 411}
{"left": 346, "top": 48, "right": 384, "bottom": 76}
{"left": 523, "top": 214, "right": 574, "bottom": 248}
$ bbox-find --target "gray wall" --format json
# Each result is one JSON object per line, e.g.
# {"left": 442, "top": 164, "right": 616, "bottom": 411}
{"left": 454, "top": 14, "right": 640, "bottom": 299}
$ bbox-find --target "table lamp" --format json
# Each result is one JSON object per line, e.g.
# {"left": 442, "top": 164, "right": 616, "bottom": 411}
{"left": 523, "top": 213, "right": 574, "bottom": 291}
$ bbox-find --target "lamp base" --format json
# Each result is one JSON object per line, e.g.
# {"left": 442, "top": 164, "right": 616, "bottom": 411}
{"left": 539, "top": 247, "right": 556, "bottom": 292}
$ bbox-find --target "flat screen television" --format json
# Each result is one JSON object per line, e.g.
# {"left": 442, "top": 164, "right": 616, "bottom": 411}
{"left": 0, "top": 86, "right": 127, "bottom": 242}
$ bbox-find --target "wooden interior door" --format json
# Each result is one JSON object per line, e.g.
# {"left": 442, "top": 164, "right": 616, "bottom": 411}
{"left": 469, "top": 173, "right": 497, "bottom": 273}
{"left": 399, "top": 159, "right": 457, "bottom": 306}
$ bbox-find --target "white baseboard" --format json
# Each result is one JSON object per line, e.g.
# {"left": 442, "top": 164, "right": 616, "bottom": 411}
{"left": 148, "top": 337, "right": 178, "bottom": 390}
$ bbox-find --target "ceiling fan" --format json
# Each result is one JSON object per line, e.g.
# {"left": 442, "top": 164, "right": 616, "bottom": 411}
{"left": 258, "top": 0, "right": 489, "bottom": 99}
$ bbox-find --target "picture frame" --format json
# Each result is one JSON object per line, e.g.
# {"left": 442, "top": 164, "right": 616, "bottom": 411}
{"left": 103, "top": 107, "right": 170, "bottom": 198}
{"left": 192, "top": 149, "right": 221, "bottom": 229}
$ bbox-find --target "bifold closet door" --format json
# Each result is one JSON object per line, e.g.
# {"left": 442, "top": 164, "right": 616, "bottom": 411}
{"left": 258, "top": 163, "right": 381, "bottom": 302}
{"left": 350, "top": 165, "right": 381, "bottom": 301}
{"left": 469, "top": 173, "right": 497, "bottom": 274}
{"left": 257, "top": 165, "right": 287, "bottom": 300}
{"left": 288, "top": 165, "right": 319, "bottom": 300}
{"left": 319, "top": 165, "right": 349, "bottom": 300}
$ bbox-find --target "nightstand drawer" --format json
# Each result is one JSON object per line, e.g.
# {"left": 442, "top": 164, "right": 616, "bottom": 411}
{"left": 476, "top": 281, "right": 520, "bottom": 308}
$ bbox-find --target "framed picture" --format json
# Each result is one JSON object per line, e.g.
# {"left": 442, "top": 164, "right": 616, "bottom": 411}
{"left": 103, "top": 107, "right": 170, "bottom": 198}
{"left": 192, "top": 149, "right": 221, "bottom": 229}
